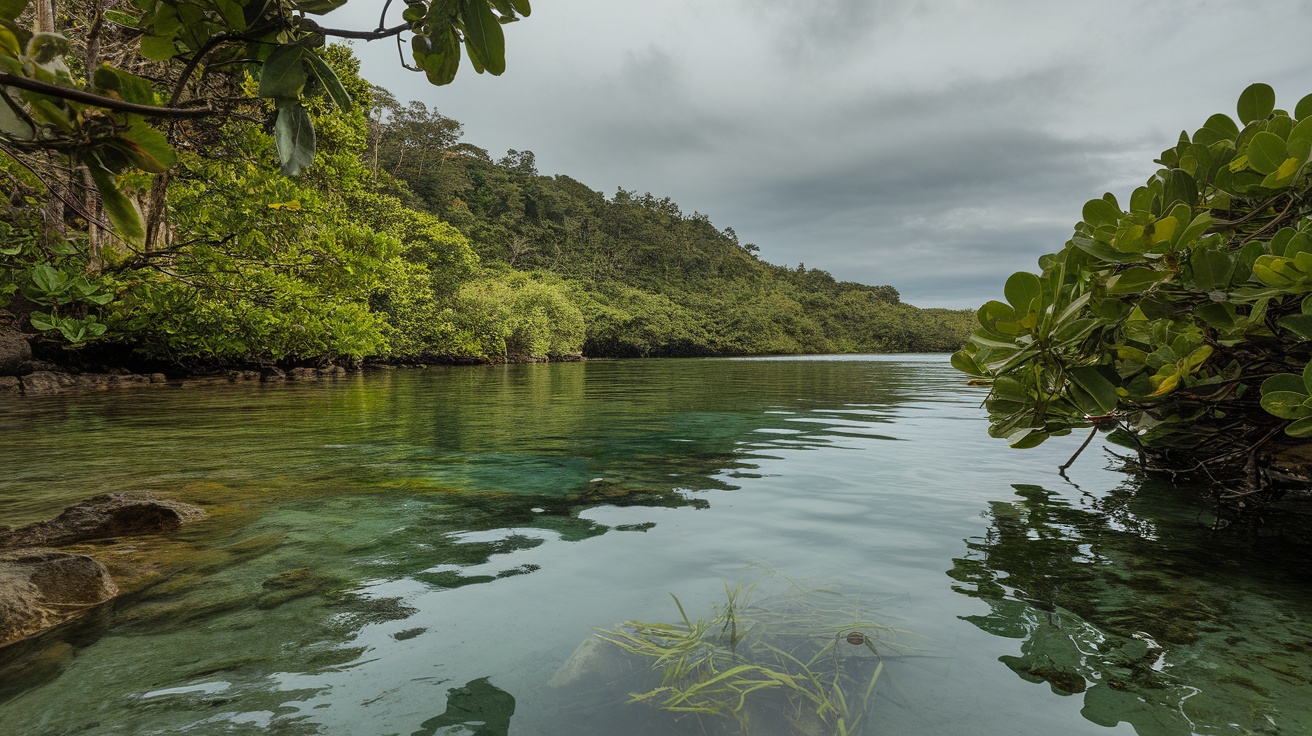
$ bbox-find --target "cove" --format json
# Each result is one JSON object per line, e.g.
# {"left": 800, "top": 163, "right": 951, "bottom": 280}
{"left": 1, "top": 355, "right": 1310, "bottom": 735}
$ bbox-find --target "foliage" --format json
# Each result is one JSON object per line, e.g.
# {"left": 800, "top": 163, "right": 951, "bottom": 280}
{"left": 0, "top": 0, "right": 533, "bottom": 240}
{"left": 448, "top": 268, "right": 584, "bottom": 359}
{"left": 596, "top": 579, "right": 902, "bottom": 736}
{"left": 953, "top": 83, "right": 1312, "bottom": 490}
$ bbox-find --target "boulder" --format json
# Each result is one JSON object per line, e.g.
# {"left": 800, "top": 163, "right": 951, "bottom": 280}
{"left": 261, "top": 367, "right": 286, "bottom": 382}
{"left": 0, "top": 376, "right": 20, "bottom": 396}
{"left": 18, "top": 371, "right": 75, "bottom": 395}
{"left": 0, "top": 549, "right": 118, "bottom": 647}
{"left": 288, "top": 367, "right": 319, "bottom": 380}
{"left": 0, "top": 330, "right": 31, "bottom": 376}
{"left": 0, "top": 493, "right": 206, "bottom": 549}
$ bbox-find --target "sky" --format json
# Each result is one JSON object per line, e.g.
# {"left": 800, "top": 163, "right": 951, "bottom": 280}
{"left": 329, "top": 1, "right": 1312, "bottom": 308}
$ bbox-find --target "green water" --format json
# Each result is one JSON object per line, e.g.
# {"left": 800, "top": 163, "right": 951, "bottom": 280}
{"left": 1, "top": 356, "right": 1310, "bottom": 735}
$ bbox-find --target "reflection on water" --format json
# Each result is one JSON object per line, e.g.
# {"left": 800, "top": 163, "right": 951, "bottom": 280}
{"left": 1, "top": 356, "right": 1310, "bottom": 735}
{"left": 950, "top": 479, "right": 1312, "bottom": 735}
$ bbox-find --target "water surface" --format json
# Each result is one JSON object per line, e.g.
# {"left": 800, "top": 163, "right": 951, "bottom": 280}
{"left": 1, "top": 356, "right": 1310, "bottom": 735}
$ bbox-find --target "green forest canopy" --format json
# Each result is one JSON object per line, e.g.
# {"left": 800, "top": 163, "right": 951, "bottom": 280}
{"left": 1, "top": 1, "right": 972, "bottom": 368}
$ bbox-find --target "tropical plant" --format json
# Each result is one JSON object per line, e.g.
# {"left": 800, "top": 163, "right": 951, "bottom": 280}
{"left": 953, "top": 83, "right": 1312, "bottom": 496}
{"left": 596, "top": 579, "right": 905, "bottom": 736}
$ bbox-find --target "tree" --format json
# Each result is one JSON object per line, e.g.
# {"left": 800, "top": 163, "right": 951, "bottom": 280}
{"left": 954, "top": 83, "right": 1312, "bottom": 504}
{"left": 1, "top": 0, "right": 533, "bottom": 243}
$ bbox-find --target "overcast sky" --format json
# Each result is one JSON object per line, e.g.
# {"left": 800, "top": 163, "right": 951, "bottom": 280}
{"left": 330, "top": 1, "right": 1312, "bottom": 308}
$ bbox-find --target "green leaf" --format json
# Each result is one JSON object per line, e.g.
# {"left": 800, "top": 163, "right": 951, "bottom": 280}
{"left": 461, "top": 0, "right": 507, "bottom": 75}
{"left": 1246, "top": 131, "right": 1288, "bottom": 175}
{"left": 1003, "top": 271, "right": 1042, "bottom": 314}
{"left": 85, "top": 161, "right": 144, "bottom": 241}
{"left": 140, "top": 35, "right": 176, "bottom": 61}
{"left": 259, "top": 46, "right": 307, "bottom": 99}
{"left": 1262, "top": 373, "right": 1306, "bottom": 395}
{"left": 1288, "top": 417, "right": 1312, "bottom": 437}
{"left": 1190, "top": 248, "right": 1233, "bottom": 291}
{"left": 273, "top": 97, "right": 316, "bottom": 176}
{"left": 950, "top": 350, "right": 981, "bottom": 376}
{"left": 510, "top": 0, "right": 531, "bottom": 15}
{"left": 1288, "top": 116, "right": 1312, "bottom": 160}
{"left": 92, "top": 65, "right": 159, "bottom": 106}
{"left": 1105, "top": 267, "right": 1165, "bottom": 294}
{"left": 1278, "top": 314, "right": 1312, "bottom": 340}
{"left": 1204, "top": 113, "right": 1240, "bottom": 138}
{"left": 1069, "top": 367, "right": 1119, "bottom": 414}
{"left": 111, "top": 117, "right": 177, "bottom": 173}
{"left": 1237, "top": 83, "right": 1276, "bottom": 125}
{"left": 1082, "top": 197, "right": 1120, "bottom": 228}
{"left": 1262, "top": 391, "right": 1312, "bottom": 419}
{"left": 1296, "top": 93, "right": 1312, "bottom": 121}
{"left": 0, "top": 0, "right": 28, "bottom": 22}
{"left": 29, "top": 310, "right": 56, "bottom": 332}
{"left": 302, "top": 51, "right": 352, "bottom": 110}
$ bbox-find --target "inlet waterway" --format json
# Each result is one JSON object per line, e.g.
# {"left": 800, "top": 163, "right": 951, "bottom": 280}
{"left": 1, "top": 355, "right": 1310, "bottom": 735}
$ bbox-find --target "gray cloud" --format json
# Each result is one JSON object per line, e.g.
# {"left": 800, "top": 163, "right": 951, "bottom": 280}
{"left": 331, "top": 1, "right": 1312, "bottom": 309}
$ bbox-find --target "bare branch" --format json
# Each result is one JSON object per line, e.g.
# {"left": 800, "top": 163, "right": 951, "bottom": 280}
{"left": 1, "top": 73, "right": 214, "bottom": 118}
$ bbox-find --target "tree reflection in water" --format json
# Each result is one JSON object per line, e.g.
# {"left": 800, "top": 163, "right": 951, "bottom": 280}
{"left": 949, "top": 479, "right": 1312, "bottom": 735}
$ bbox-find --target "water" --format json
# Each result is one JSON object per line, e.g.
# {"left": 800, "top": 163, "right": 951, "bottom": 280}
{"left": 1, "top": 355, "right": 1310, "bottom": 735}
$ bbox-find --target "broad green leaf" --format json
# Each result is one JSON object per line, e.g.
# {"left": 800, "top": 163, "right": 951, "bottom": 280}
{"left": 0, "top": 0, "right": 28, "bottom": 22}
{"left": 259, "top": 46, "right": 307, "bottom": 99}
{"left": 1082, "top": 197, "right": 1120, "bottom": 228}
{"left": 950, "top": 350, "right": 981, "bottom": 376}
{"left": 461, "top": 0, "right": 507, "bottom": 75}
{"left": 1003, "top": 271, "right": 1042, "bottom": 314}
{"left": 303, "top": 51, "right": 352, "bottom": 110}
{"left": 1237, "top": 83, "right": 1276, "bottom": 125}
{"left": 1007, "top": 427, "right": 1048, "bottom": 449}
{"left": 1262, "top": 373, "right": 1306, "bottom": 395}
{"left": 1303, "top": 359, "right": 1312, "bottom": 394}
{"left": 140, "top": 35, "right": 176, "bottom": 61}
{"left": 1204, "top": 112, "right": 1240, "bottom": 138}
{"left": 1106, "top": 267, "right": 1165, "bottom": 294}
{"left": 112, "top": 117, "right": 177, "bottom": 173}
{"left": 29, "top": 311, "right": 56, "bottom": 331}
{"left": 1261, "top": 391, "right": 1312, "bottom": 419}
{"left": 1259, "top": 157, "right": 1301, "bottom": 188}
{"left": 1174, "top": 211, "right": 1213, "bottom": 248}
{"left": 274, "top": 98, "right": 316, "bottom": 176}
{"left": 1296, "top": 93, "right": 1312, "bottom": 121}
{"left": 510, "top": 0, "right": 531, "bottom": 15}
{"left": 1071, "top": 235, "right": 1145, "bottom": 263}
{"left": 1278, "top": 314, "right": 1312, "bottom": 340}
{"left": 92, "top": 65, "right": 158, "bottom": 105}
{"left": 1190, "top": 248, "right": 1232, "bottom": 291}
{"left": 1288, "top": 116, "right": 1312, "bottom": 160}
{"left": 1069, "top": 367, "right": 1119, "bottom": 414}
{"left": 214, "top": 0, "right": 247, "bottom": 30}
{"left": 85, "top": 162, "right": 144, "bottom": 241}
{"left": 1246, "top": 131, "right": 1288, "bottom": 175}
{"left": 1288, "top": 417, "right": 1312, "bottom": 437}
{"left": 1182, "top": 345, "right": 1212, "bottom": 372}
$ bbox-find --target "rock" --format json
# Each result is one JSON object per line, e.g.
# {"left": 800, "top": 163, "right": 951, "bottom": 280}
{"left": 0, "top": 330, "right": 32, "bottom": 376}
{"left": 226, "top": 370, "right": 261, "bottom": 382}
{"left": 288, "top": 367, "right": 319, "bottom": 381}
{"left": 0, "top": 376, "right": 20, "bottom": 395}
{"left": 547, "top": 635, "right": 642, "bottom": 689}
{"left": 0, "top": 493, "right": 206, "bottom": 549}
{"left": 0, "top": 549, "right": 118, "bottom": 647}
{"left": 318, "top": 365, "right": 347, "bottom": 378}
{"left": 149, "top": 373, "right": 168, "bottom": 384}
{"left": 108, "top": 373, "right": 150, "bottom": 385}
{"left": 261, "top": 367, "right": 286, "bottom": 382}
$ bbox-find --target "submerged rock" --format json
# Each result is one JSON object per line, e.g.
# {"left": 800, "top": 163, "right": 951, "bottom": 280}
{"left": 0, "top": 549, "right": 118, "bottom": 647}
{"left": 0, "top": 493, "right": 206, "bottom": 549}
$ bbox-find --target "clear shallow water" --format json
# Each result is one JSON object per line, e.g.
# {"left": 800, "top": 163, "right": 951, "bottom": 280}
{"left": 0, "top": 355, "right": 1309, "bottom": 735}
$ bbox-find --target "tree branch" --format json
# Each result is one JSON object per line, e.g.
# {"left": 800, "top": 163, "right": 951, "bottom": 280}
{"left": 1, "top": 73, "right": 214, "bottom": 118}
{"left": 295, "top": 18, "right": 408, "bottom": 41}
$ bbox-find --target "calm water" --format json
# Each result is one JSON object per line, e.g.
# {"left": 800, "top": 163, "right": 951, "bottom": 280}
{"left": 1, "top": 356, "right": 1310, "bottom": 735}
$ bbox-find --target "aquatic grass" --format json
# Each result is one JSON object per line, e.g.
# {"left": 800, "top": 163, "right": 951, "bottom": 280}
{"left": 595, "top": 577, "right": 910, "bottom": 735}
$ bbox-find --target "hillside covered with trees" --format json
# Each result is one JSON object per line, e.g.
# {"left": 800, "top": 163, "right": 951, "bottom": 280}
{"left": 0, "top": 1, "right": 971, "bottom": 372}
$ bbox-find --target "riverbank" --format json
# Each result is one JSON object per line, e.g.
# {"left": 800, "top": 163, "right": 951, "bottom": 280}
{"left": 0, "top": 325, "right": 585, "bottom": 398}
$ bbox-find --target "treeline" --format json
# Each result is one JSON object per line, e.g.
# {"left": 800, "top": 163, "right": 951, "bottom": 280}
{"left": 3, "top": 42, "right": 970, "bottom": 369}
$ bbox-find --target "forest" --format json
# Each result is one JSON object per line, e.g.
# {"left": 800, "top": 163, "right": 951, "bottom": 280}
{"left": 0, "top": 3, "right": 973, "bottom": 372}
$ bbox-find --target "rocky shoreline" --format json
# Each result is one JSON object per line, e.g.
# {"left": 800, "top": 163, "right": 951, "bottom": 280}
{"left": 0, "top": 493, "right": 207, "bottom": 648}
{"left": 0, "top": 326, "right": 583, "bottom": 398}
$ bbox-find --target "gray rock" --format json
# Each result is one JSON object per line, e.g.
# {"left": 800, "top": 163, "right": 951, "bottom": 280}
{"left": 227, "top": 370, "right": 261, "bottom": 382}
{"left": 18, "top": 371, "right": 74, "bottom": 395}
{"left": 261, "top": 367, "right": 286, "bottom": 382}
{"left": 0, "top": 549, "right": 118, "bottom": 647}
{"left": 288, "top": 367, "right": 319, "bottom": 380}
{"left": 0, "top": 330, "right": 31, "bottom": 376}
{"left": 0, "top": 493, "right": 206, "bottom": 549}
{"left": 0, "top": 376, "right": 20, "bottom": 396}
{"left": 318, "top": 365, "right": 347, "bottom": 378}
{"left": 149, "top": 373, "right": 168, "bottom": 384}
